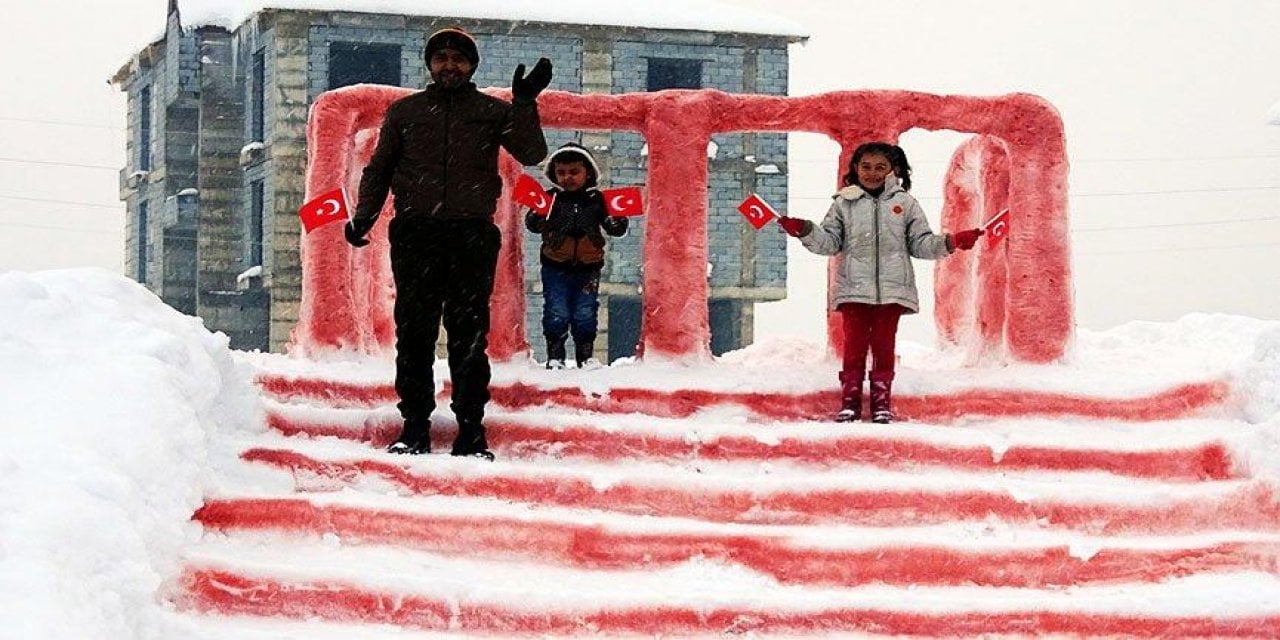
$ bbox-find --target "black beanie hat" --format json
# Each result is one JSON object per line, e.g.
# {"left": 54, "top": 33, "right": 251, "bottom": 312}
{"left": 426, "top": 28, "right": 479, "bottom": 67}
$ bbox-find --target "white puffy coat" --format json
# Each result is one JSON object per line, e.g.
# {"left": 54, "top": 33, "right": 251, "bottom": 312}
{"left": 798, "top": 177, "right": 953, "bottom": 313}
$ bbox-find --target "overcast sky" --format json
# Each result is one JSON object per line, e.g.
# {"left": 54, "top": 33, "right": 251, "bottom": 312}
{"left": 1, "top": 0, "right": 1278, "bottom": 344}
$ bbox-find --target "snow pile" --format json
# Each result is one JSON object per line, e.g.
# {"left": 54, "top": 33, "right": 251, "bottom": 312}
{"left": 0, "top": 269, "right": 264, "bottom": 640}
{"left": 1269, "top": 100, "right": 1280, "bottom": 125}
{"left": 1240, "top": 324, "right": 1280, "bottom": 423}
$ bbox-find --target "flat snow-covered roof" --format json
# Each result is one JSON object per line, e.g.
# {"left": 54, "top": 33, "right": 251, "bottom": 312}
{"left": 177, "top": 0, "right": 808, "bottom": 39}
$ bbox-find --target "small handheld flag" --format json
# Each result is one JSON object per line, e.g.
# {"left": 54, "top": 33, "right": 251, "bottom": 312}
{"left": 513, "top": 173, "right": 554, "bottom": 216}
{"left": 298, "top": 187, "right": 350, "bottom": 233}
{"left": 736, "top": 193, "right": 779, "bottom": 230}
{"left": 983, "top": 208, "right": 1010, "bottom": 247}
{"left": 602, "top": 187, "right": 645, "bottom": 217}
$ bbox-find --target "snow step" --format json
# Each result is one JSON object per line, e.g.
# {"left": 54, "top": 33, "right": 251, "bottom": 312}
{"left": 174, "top": 540, "right": 1280, "bottom": 638}
{"left": 238, "top": 446, "right": 1280, "bottom": 535}
{"left": 264, "top": 402, "right": 1240, "bottom": 482}
{"left": 195, "top": 496, "right": 1280, "bottom": 589}
{"left": 255, "top": 372, "right": 1229, "bottom": 422}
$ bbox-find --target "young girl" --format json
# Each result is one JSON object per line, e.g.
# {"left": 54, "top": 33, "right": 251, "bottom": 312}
{"left": 777, "top": 142, "right": 983, "bottom": 423}
{"left": 526, "top": 142, "right": 628, "bottom": 369}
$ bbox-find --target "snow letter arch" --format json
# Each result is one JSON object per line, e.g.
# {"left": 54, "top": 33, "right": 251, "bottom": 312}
{"left": 291, "top": 87, "right": 1071, "bottom": 364}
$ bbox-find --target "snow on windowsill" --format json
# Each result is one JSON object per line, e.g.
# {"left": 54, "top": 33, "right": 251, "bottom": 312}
{"left": 236, "top": 265, "right": 263, "bottom": 284}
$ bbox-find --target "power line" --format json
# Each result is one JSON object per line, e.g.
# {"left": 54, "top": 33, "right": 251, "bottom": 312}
{"left": 787, "top": 184, "right": 1280, "bottom": 203}
{"left": 787, "top": 153, "right": 1280, "bottom": 165}
{"left": 1073, "top": 216, "right": 1280, "bottom": 233}
{"left": 0, "top": 116, "right": 122, "bottom": 131}
{"left": 0, "top": 221, "right": 120, "bottom": 235}
{"left": 1072, "top": 185, "right": 1280, "bottom": 198}
{"left": 0, "top": 194, "right": 122, "bottom": 210}
{"left": 0, "top": 157, "right": 118, "bottom": 171}
{"left": 1077, "top": 240, "right": 1280, "bottom": 256}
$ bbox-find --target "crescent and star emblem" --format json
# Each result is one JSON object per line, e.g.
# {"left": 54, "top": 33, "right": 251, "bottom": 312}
{"left": 317, "top": 198, "right": 341, "bottom": 217}
{"left": 610, "top": 195, "right": 630, "bottom": 211}
{"left": 747, "top": 205, "right": 765, "bottom": 220}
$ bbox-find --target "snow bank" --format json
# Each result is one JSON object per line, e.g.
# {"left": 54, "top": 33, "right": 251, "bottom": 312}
{"left": 1241, "top": 325, "right": 1280, "bottom": 423}
{"left": 0, "top": 269, "right": 264, "bottom": 640}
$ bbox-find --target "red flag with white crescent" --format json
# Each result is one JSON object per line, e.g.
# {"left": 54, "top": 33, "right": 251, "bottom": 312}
{"left": 983, "top": 208, "right": 1011, "bottom": 247}
{"left": 513, "top": 173, "right": 554, "bottom": 216}
{"left": 736, "top": 192, "right": 778, "bottom": 230}
{"left": 602, "top": 187, "right": 645, "bottom": 217}
{"left": 298, "top": 187, "right": 350, "bottom": 233}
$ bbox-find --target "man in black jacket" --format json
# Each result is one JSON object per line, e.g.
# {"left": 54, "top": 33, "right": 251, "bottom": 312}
{"left": 345, "top": 28, "right": 551, "bottom": 460}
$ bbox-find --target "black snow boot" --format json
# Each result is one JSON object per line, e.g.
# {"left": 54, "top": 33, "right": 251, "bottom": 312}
{"left": 546, "top": 337, "right": 567, "bottom": 370}
{"left": 388, "top": 418, "right": 431, "bottom": 455}
{"left": 451, "top": 421, "right": 495, "bottom": 461}
{"left": 869, "top": 372, "right": 895, "bottom": 424}
{"left": 574, "top": 339, "right": 600, "bottom": 369}
{"left": 836, "top": 370, "right": 863, "bottom": 422}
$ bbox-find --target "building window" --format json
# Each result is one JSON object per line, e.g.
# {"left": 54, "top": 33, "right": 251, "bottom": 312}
{"left": 138, "top": 86, "right": 152, "bottom": 171}
{"left": 647, "top": 58, "right": 702, "bottom": 91}
{"left": 137, "top": 201, "right": 149, "bottom": 283}
{"left": 328, "top": 42, "right": 401, "bottom": 90}
{"left": 607, "top": 297, "right": 742, "bottom": 361}
{"left": 249, "top": 180, "right": 264, "bottom": 266}
{"left": 708, "top": 299, "right": 743, "bottom": 356}
{"left": 251, "top": 51, "right": 265, "bottom": 141}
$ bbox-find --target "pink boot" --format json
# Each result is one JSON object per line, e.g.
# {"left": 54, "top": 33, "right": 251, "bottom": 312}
{"left": 836, "top": 370, "right": 863, "bottom": 422}
{"left": 869, "top": 371, "right": 895, "bottom": 424}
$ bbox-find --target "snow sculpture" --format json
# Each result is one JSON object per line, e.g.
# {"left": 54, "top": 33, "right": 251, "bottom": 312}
{"left": 292, "top": 86, "right": 1071, "bottom": 364}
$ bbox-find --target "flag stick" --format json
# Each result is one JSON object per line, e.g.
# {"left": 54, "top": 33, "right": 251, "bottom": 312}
{"left": 982, "top": 208, "right": 1009, "bottom": 230}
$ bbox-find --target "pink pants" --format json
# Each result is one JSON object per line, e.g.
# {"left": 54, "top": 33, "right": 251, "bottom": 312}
{"left": 839, "top": 303, "right": 905, "bottom": 380}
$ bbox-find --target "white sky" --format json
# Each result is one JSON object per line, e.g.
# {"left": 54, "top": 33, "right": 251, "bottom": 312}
{"left": 1, "top": 0, "right": 1278, "bottom": 344}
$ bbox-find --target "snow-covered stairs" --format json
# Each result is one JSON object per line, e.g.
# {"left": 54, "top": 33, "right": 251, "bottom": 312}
{"left": 169, "top": 362, "right": 1280, "bottom": 637}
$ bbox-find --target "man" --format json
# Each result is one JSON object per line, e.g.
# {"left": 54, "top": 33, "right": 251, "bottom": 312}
{"left": 345, "top": 27, "right": 551, "bottom": 460}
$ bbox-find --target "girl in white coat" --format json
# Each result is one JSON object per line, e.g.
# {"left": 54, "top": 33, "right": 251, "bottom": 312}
{"left": 778, "top": 143, "right": 983, "bottom": 423}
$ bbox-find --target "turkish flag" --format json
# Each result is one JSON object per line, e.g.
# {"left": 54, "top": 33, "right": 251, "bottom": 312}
{"left": 983, "top": 208, "right": 1011, "bottom": 247}
{"left": 298, "top": 187, "right": 350, "bottom": 233}
{"left": 513, "top": 173, "right": 554, "bottom": 216}
{"left": 602, "top": 187, "right": 645, "bottom": 217}
{"left": 736, "top": 192, "right": 778, "bottom": 230}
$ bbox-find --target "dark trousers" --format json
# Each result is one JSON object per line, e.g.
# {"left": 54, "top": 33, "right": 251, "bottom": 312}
{"left": 839, "top": 302, "right": 905, "bottom": 380}
{"left": 388, "top": 217, "right": 501, "bottom": 426}
{"left": 540, "top": 263, "right": 601, "bottom": 347}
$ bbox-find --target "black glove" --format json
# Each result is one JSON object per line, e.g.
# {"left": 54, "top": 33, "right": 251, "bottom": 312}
{"left": 344, "top": 219, "right": 372, "bottom": 248}
{"left": 512, "top": 58, "right": 553, "bottom": 103}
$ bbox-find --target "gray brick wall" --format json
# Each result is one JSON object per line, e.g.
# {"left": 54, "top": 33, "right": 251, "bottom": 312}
{"left": 306, "top": 25, "right": 424, "bottom": 100}
{"left": 120, "top": 7, "right": 794, "bottom": 355}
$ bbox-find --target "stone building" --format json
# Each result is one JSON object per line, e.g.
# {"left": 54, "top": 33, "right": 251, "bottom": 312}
{"left": 111, "top": 0, "right": 805, "bottom": 360}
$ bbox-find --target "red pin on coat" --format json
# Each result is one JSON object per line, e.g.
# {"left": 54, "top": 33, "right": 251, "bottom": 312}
{"left": 736, "top": 192, "right": 779, "bottom": 230}
{"left": 602, "top": 186, "right": 645, "bottom": 216}
{"left": 513, "top": 172, "right": 554, "bottom": 216}
{"left": 298, "top": 187, "right": 350, "bottom": 233}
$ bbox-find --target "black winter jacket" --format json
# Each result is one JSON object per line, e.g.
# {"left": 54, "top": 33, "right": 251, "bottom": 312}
{"left": 354, "top": 83, "right": 547, "bottom": 224}
{"left": 525, "top": 188, "right": 627, "bottom": 271}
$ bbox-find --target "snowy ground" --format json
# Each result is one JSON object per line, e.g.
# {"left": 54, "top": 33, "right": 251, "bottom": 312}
{"left": 3, "top": 268, "right": 1280, "bottom": 638}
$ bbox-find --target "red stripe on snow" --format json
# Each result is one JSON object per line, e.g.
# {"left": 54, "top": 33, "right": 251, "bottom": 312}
{"left": 255, "top": 374, "right": 400, "bottom": 406}
{"left": 177, "top": 566, "right": 1280, "bottom": 637}
{"left": 265, "top": 409, "right": 1237, "bottom": 482}
{"left": 239, "top": 448, "right": 1280, "bottom": 535}
{"left": 489, "top": 380, "right": 1230, "bottom": 422}
{"left": 254, "top": 373, "right": 1229, "bottom": 422}
{"left": 194, "top": 498, "right": 1280, "bottom": 589}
